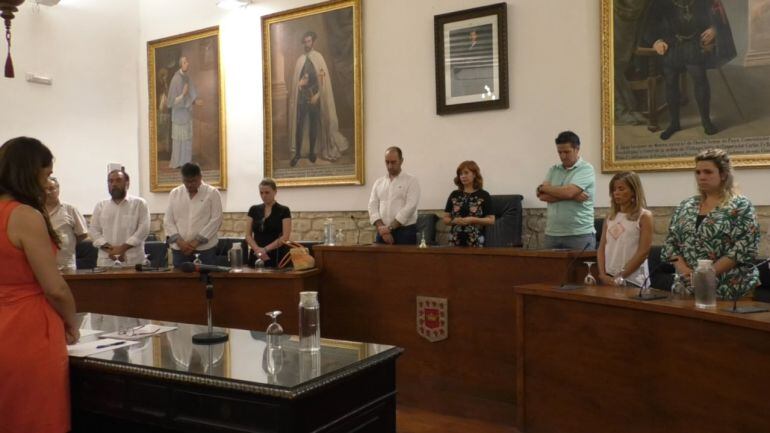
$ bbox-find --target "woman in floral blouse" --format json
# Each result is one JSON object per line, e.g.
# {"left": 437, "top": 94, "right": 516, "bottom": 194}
{"left": 661, "top": 149, "right": 760, "bottom": 298}
{"left": 442, "top": 161, "right": 495, "bottom": 247}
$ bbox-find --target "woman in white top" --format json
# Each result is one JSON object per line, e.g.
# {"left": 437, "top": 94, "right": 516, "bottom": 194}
{"left": 597, "top": 171, "right": 653, "bottom": 288}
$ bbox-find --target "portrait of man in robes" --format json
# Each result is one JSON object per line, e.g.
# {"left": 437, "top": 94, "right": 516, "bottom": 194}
{"left": 262, "top": 0, "right": 363, "bottom": 186}
{"left": 287, "top": 31, "right": 349, "bottom": 167}
{"left": 148, "top": 28, "right": 226, "bottom": 192}
{"left": 167, "top": 55, "right": 201, "bottom": 168}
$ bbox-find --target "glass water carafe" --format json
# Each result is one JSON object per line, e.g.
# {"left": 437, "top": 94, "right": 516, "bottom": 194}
{"left": 299, "top": 291, "right": 320, "bottom": 352}
{"left": 228, "top": 242, "right": 243, "bottom": 272}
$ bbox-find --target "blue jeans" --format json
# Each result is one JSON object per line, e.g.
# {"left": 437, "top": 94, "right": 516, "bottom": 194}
{"left": 172, "top": 246, "right": 217, "bottom": 268}
{"left": 375, "top": 224, "right": 418, "bottom": 245}
{"left": 543, "top": 233, "right": 596, "bottom": 250}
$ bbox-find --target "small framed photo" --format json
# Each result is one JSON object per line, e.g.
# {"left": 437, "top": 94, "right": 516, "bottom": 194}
{"left": 434, "top": 3, "right": 509, "bottom": 115}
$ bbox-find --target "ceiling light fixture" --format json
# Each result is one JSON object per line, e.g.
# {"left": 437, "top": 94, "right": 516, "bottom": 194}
{"left": 216, "top": 0, "right": 252, "bottom": 10}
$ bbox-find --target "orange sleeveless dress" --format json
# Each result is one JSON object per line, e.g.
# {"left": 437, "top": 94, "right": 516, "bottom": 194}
{"left": 0, "top": 200, "right": 69, "bottom": 433}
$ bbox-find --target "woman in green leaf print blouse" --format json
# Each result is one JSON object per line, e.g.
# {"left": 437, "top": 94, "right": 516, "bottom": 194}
{"left": 661, "top": 149, "right": 760, "bottom": 299}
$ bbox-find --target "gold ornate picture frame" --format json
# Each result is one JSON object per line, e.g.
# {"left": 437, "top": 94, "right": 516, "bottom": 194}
{"left": 148, "top": 27, "right": 227, "bottom": 192}
{"left": 262, "top": 0, "right": 364, "bottom": 187}
{"left": 601, "top": 0, "right": 770, "bottom": 172}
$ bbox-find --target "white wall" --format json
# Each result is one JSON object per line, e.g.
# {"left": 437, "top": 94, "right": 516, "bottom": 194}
{"left": 0, "top": 0, "right": 140, "bottom": 213}
{"left": 3, "top": 0, "right": 769, "bottom": 214}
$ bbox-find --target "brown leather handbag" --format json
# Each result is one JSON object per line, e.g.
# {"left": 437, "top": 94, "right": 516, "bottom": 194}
{"left": 278, "top": 241, "right": 315, "bottom": 270}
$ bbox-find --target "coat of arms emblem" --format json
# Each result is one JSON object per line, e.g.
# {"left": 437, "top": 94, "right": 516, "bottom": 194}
{"left": 416, "top": 296, "right": 448, "bottom": 342}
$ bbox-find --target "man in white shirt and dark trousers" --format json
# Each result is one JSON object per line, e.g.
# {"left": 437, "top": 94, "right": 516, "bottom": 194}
{"left": 368, "top": 147, "right": 421, "bottom": 245}
{"left": 164, "top": 162, "right": 223, "bottom": 268}
{"left": 89, "top": 169, "right": 151, "bottom": 267}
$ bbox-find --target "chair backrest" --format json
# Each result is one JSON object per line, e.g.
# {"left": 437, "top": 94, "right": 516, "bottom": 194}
{"left": 594, "top": 218, "right": 604, "bottom": 246}
{"left": 752, "top": 259, "right": 770, "bottom": 302}
{"left": 416, "top": 213, "right": 438, "bottom": 246}
{"left": 144, "top": 241, "right": 168, "bottom": 268}
{"left": 485, "top": 194, "right": 523, "bottom": 247}
{"left": 647, "top": 245, "right": 675, "bottom": 290}
{"left": 214, "top": 237, "right": 248, "bottom": 267}
{"left": 75, "top": 240, "right": 98, "bottom": 270}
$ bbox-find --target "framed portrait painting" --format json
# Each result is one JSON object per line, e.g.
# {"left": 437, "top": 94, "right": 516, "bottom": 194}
{"left": 148, "top": 27, "right": 226, "bottom": 192}
{"left": 434, "top": 3, "right": 509, "bottom": 115}
{"left": 262, "top": 0, "right": 363, "bottom": 187}
{"left": 601, "top": 0, "right": 770, "bottom": 172}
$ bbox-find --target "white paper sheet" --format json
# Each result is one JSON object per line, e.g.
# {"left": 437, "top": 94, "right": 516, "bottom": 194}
{"left": 67, "top": 338, "right": 140, "bottom": 357}
{"left": 100, "top": 324, "right": 177, "bottom": 340}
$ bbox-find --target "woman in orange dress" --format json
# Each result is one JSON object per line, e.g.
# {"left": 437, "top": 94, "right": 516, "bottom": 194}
{"left": 0, "top": 137, "right": 79, "bottom": 433}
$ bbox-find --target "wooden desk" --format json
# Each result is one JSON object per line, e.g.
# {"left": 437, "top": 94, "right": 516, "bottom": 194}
{"left": 71, "top": 314, "right": 402, "bottom": 433}
{"left": 65, "top": 268, "right": 320, "bottom": 334}
{"left": 313, "top": 245, "right": 595, "bottom": 425}
{"left": 514, "top": 284, "right": 770, "bottom": 433}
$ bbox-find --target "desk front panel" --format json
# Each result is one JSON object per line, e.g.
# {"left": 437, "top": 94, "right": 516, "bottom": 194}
{"left": 515, "top": 284, "right": 770, "bottom": 433}
{"left": 314, "top": 245, "right": 595, "bottom": 425}
{"left": 65, "top": 269, "right": 320, "bottom": 335}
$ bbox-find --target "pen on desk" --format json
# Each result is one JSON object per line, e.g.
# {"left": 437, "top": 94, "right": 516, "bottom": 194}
{"left": 96, "top": 341, "right": 126, "bottom": 349}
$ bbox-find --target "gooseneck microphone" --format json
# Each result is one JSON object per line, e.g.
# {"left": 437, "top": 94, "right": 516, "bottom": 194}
{"left": 725, "top": 259, "right": 770, "bottom": 313}
{"left": 558, "top": 242, "right": 592, "bottom": 290}
{"left": 629, "top": 259, "right": 677, "bottom": 301}
{"left": 180, "top": 262, "right": 232, "bottom": 273}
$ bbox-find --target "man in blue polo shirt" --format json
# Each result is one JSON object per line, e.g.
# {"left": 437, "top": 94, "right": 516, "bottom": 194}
{"left": 536, "top": 131, "right": 595, "bottom": 250}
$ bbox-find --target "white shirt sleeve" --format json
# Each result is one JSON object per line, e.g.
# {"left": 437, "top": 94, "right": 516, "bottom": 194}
{"left": 88, "top": 202, "right": 107, "bottom": 248}
{"left": 125, "top": 199, "right": 150, "bottom": 247}
{"left": 70, "top": 205, "right": 88, "bottom": 237}
{"left": 164, "top": 189, "right": 180, "bottom": 241}
{"left": 368, "top": 178, "right": 382, "bottom": 225}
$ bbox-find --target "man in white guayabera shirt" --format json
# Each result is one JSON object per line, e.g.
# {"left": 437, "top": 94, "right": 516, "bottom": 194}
{"left": 367, "top": 146, "right": 421, "bottom": 245}
{"left": 88, "top": 169, "right": 150, "bottom": 267}
{"left": 45, "top": 176, "right": 88, "bottom": 271}
{"left": 164, "top": 162, "right": 223, "bottom": 268}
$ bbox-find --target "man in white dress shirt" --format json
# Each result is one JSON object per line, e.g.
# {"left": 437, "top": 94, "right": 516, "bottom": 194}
{"left": 367, "top": 147, "right": 421, "bottom": 245}
{"left": 164, "top": 162, "right": 223, "bottom": 267}
{"left": 89, "top": 170, "right": 151, "bottom": 267}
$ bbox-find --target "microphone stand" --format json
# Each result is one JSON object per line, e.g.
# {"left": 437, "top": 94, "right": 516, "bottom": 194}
{"left": 721, "top": 259, "right": 769, "bottom": 314}
{"left": 558, "top": 242, "right": 592, "bottom": 291}
{"left": 627, "top": 261, "right": 670, "bottom": 301}
{"left": 192, "top": 272, "right": 229, "bottom": 345}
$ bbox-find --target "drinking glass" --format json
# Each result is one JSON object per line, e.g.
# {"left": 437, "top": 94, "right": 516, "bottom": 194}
{"left": 142, "top": 254, "right": 152, "bottom": 267}
{"left": 418, "top": 231, "right": 428, "bottom": 248}
{"left": 112, "top": 257, "right": 124, "bottom": 268}
{"left": 193, "top": 253, "right": 202, "bottom": 265}
{"left": 670, "top": 272, "right": 687, "bottom": 298}
{"left": 264, "top": 311, "right": 284, "bottom": 375}
{"left": 583, "top": 261, "right": 597, "bottom": 285}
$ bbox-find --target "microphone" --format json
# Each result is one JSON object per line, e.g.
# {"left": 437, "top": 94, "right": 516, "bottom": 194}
{"left": 558, "top": 242, "right": 592, "bottom": 290}
{"left": 726, "top": 259, "right": 770, "bottom": 313}
{"left": 629, "top": 259, "right": 677, "bottom": 301}
{"left": 738, "top": 258, "right": 770, "bottom": 271}
{"left": 179, "top": 262, "right": 232, "bottom": 273}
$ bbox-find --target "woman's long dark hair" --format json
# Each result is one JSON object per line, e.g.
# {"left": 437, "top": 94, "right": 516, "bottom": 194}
{"left": 0, "top": 137, "right": 60, "bottom": 246}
